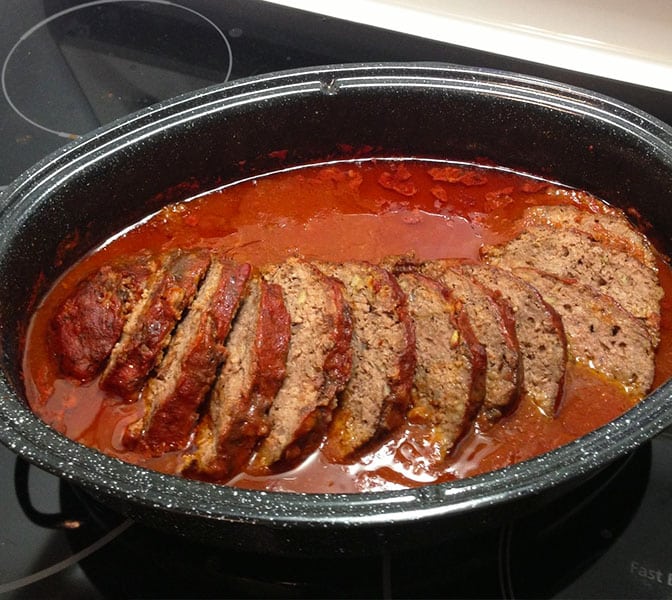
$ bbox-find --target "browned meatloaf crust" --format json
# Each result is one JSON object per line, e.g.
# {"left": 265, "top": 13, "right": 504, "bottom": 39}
{"left": 100, "top": 250, "right": 211, "bottom": 398}
{"left": 320, "top": 261, "right": 416, "bottom": 461}
{"left": 513, "top": 268, "right": 655, "bottom": 396}
{"left": 397, "top": 272, "right": 486, "bottom": 457}
{"left": 130, "top": 259, "right": 252, "bottom": 454}
{"left": 481, "top": 224, "right": 663, "bottom": 345}
{"left": 51, "top": 253, "right": 155, "bottom": 381}
{"left": 419, "top": 259, "right": 522, "bottom": 424}
{"left": 522, "top": 204, "right": 657, "bottom": 270}
{"left": 463, "top": 264, "right": 567, "bottom": 416}
{"left": 249, "top": 258, "right": 353, "bottom": 472}
{"left": 183, "top": 276, "right": 291, "bottom": 480}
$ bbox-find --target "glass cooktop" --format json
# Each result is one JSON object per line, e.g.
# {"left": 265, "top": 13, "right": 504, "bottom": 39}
{"left": 1, "top": 1, "right": 671, "bottom": 598}
{"left": 3, "top": 432, "right": 671, "bottom": 598}
{"left": 2, "top": 0, "right": 671, "bottom": 187}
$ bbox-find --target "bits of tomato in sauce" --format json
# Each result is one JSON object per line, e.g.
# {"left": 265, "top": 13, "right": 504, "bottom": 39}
{"left": 22, "top": 158, "right": 672, "bottom": 494}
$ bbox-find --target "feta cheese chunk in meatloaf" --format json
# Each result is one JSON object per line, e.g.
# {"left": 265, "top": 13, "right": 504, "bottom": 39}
{"left": 419, "top": 259, "right": 522, "bottom": 424}
{"left": 513, "top": 268, "right": 655, "bottom": 397}
{"left": 481, "top": 225, "right": 663, "bottom": 345}
{"left": 100, "top": 250, "right": 211, "bottom": 398}
{"left": 463, "top": 264, "right": 567, "bottom": 417}
{"left": 183, "top": 276, "right": 290, "bottom": 480}
{"left": 249, "top": 258, "right": 353, "bottom": 472}
{"left": 397, "top": 272, "right": 486, "bottom": 458}
{"left": 319, "top": 261, "right": 416, "bottom": 461}
{"left": 129, "top": 259, "right": 252, "bottom": 454}
{"left": 51, "top": 252, "right": 155, "bottom": 381}
{"left": 522, "top": 204, "right": 657, "bottom": 270}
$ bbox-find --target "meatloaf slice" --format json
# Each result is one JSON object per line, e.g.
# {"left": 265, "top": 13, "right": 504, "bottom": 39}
{"left": 481, "top": 225, "right": 663, "bottom": 345}
{"left": 522, "top": 204, "right": 657, "bottom": 270}
{"left": 182, "top": 276, "right": 291, "bottom": 480}
{"left": 100, "top": 249, "right": 211, "bottom": 398}
{"left": 52, "top": 253, "right": 155, "bottom": 381}
{"left": 249, "top": 258, "right": 353, "bottom": 472}
{"left": 463, "top": 264, "right": 567, "bottom": 416}
{"left": 420, "top": 259, "right": 522, "bottom": 424}
{"left": 397, "top": 272, "right": 486, "bottom": 458}
{"left": 319, "top": 261, "right": 416, "bottom": 461}
{"left": 129, "top": 259, "right": 252, "bottom": 454}
{"left": 513, "top": 268, "right": 655, "bottom": 397}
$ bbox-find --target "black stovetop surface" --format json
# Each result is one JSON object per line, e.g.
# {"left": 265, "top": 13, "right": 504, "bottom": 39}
{"left": 1, "top": 1, "right": 672, "bottom": 598}
{"left": 2, "top": 431, "right": 671, "bottom": 599}
{"left": 3, "top": 0, "right": 672, "bottom": 189}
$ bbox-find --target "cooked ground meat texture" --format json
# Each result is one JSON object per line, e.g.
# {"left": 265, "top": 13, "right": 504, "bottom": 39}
{"left": 420, "top": 259, "right": 522, "bottom": 424}
{"left": 51, "top": 253, "right": 155, "bottom": 381}
{"left": 513, "top": 267, "right": 655, "bottom": 397}
{"left": 320, "top": 261, "right": 416, "bottom": 461}
{"left": 183, "top": 277, "right": 291, "bottom": 480}
{"left": 481, "top": 225, "right": 663, "bottom": 345}
{"left": 129, "top": 259, "right": 252, "bottom": 454}
{"left": 397, "top": 272, "right": 486, "bottom": 458}
{"left": 522, "top": 204, "right": 657, "bottom": 270}
{"left": 249, "top": 258, "right": 353, "bottom": 472}
{"left": 463, "top": 264, "right": 567, "bottom": 417}
{"left": 100, "top": 250, "right": 211, "bottom": 398}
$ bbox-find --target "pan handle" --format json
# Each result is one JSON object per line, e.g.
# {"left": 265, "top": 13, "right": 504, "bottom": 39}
{"left": 14, "top": 457, "right": 84, "bottom": 530}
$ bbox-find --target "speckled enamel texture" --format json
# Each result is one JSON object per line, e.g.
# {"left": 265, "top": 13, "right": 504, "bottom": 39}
{"left": 1, "top": 64, "right": 672, "bottom": 556}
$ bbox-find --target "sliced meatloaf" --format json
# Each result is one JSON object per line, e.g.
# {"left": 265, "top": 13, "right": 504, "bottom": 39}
{"left": 420, "top": 259, "right": 522, "bottom": 424}
{"left": 522, "top": 204, "right": 657, "bottom": 270}
{"left": 462, "top": 264, "right": 567, "bottom": 416}
{"left": 183, "top": 276, "right": 291, "bottom": 479}
{"left": 129, "top": 259, "right": 252, "bottom": 454}
{"left": 100, "top": 249, "right": 211, "bottom": 398}
{"left": 249, "top": 258, "right": 353, "bottom": 472}
{"left": 481, "top": 225, "right": 663, "bottom": 345}
{"left": 319, "top": 261, "right": 416, "bottom": 461}
{"left": 397, "top": 272, "right": 486, "bottom": 457}
{"left": 52, "top": 253, "right": 155, "bottom": 381}
{"left": 513, "top": 268, "right": 655, "bottom": 397}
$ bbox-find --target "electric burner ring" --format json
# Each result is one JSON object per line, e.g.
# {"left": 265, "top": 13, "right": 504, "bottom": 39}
{"left": 1, "top": 0, "right": 233, "bottom": 139}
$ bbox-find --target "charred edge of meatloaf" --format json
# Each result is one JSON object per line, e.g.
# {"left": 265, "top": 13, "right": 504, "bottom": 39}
{"left": 100, "top": 249, "right": 211, "bottom": 399}
{"left": 522, "top": 204, "right": 658, "bottom": 270}
{"left": 513, "top": 267, "right": 655, "bottom": 397}
{"left": 248, "top": 258, "right": 353, "bottom": 473}
{"left": 128, "top": 259, "right": 252, "bottom": 455}
{"left": 378, "top": 253, "right": 422, "bottom": 274}
{"left": 51, "top": 253, "right": 155, "bottom": 381}
{"left": 464, "top": 264, "right": 568, "bottom": 417}
{"left": 320, "top": 261, "right": 416, "bottom": 462}
{"left": 398, "top": 272, "right": 487, "bottom": 459}
{"left": 182, "top": 278, "right": 291, "bottom": 481}
{"left": 420, "top": 259, "right": 522, "bottom": 425}
{"left": 481, "top": 224, "right": 663, "bottom": 346}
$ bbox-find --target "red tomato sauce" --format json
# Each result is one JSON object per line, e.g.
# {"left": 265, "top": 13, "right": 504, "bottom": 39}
{"left": 22, "top": 159, "right": 672, "bottom": 493}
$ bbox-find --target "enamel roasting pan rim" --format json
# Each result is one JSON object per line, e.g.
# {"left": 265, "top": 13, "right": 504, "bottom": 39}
{"left": 1, "top": 63, "right": 671, "bottom": 553}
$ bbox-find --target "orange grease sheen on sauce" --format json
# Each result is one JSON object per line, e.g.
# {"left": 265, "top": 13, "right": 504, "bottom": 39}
{"left": 23, "top": 159, "right": 672, "bottom": 493}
